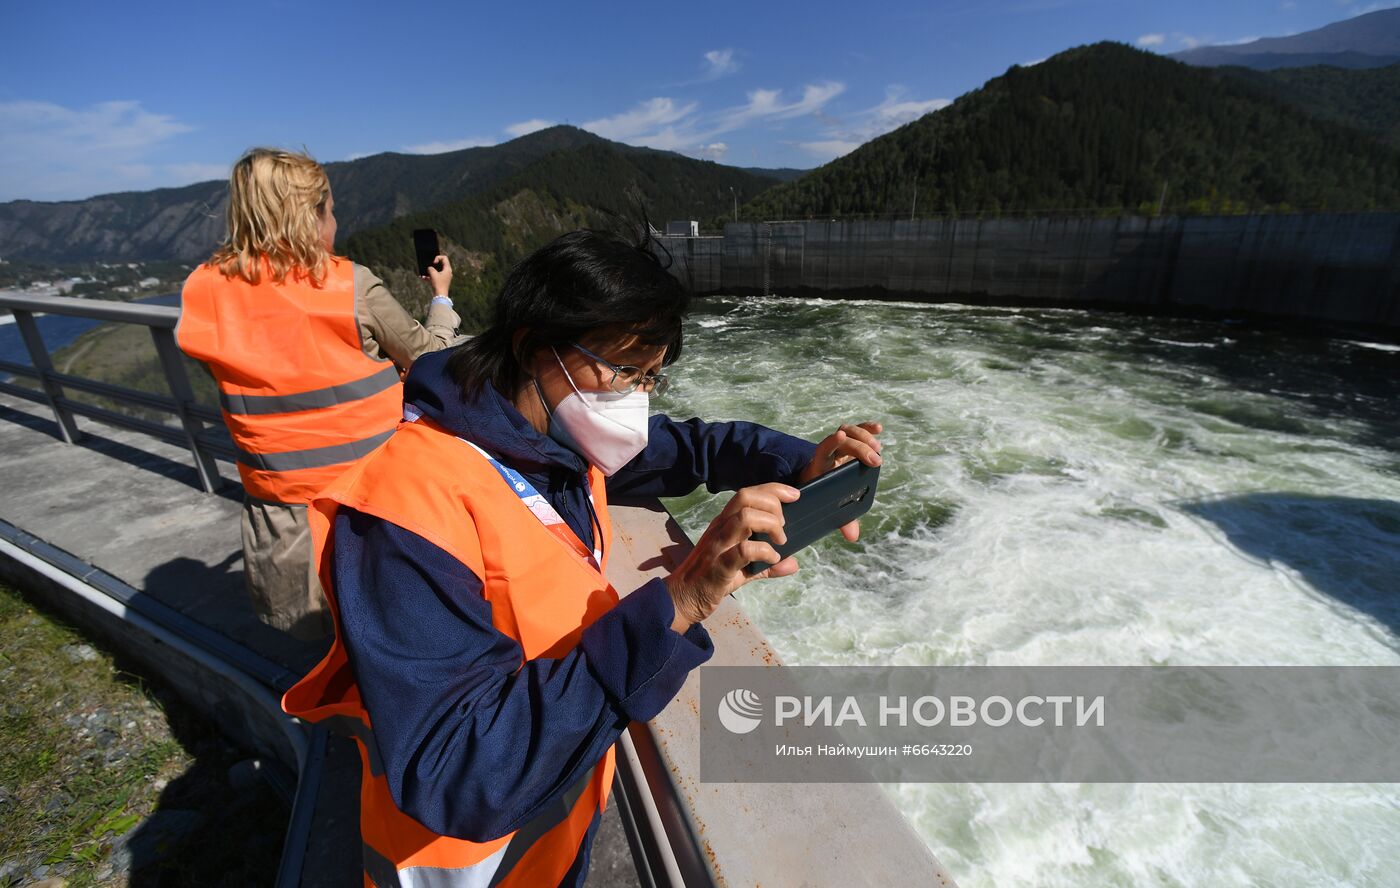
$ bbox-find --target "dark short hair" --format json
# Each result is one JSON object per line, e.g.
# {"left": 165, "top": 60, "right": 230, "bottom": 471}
{"left": 449, "top": 227, "right": 689, "bottom": 398}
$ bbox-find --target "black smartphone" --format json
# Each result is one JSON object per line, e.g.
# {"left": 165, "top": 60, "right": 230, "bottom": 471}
{"left": 413, "top": 228, "right": 442, "bottom": 277}
{"left": 745, "top": 458, "right": 881, "bottom": 576}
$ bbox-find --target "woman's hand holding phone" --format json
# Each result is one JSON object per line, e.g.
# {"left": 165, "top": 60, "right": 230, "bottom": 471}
{"left": 664, "top": 483, "right": 801, "bottom": 633}
{"left": 413, "top": 228, "right": 453, "bottom": 295}
{"left": 424, "top": 254, "right": 453, "bottom": 295}
{"left": 797, "top": 421, "right": 883, "bottom": 541}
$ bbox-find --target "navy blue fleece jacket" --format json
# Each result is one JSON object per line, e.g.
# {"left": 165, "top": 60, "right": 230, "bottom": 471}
{"left": 331, "top": 348, "right": 817, "bottom": 857}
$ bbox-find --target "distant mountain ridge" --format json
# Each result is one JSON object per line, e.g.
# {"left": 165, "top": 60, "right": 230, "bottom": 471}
{"left": 0, "top": 127, "right": 789, "bottom": 264}
{"left": 343, "top": 141, "right": 781, "bottom": 329}
{"left": 738, "top": 42, "right": 1400, "bottom": 221}
{"left": 1170, "top": 8, "right": 1400, "bottom": 70}
{"left": 0, "top": 178, "right": 227, "bottom": 266}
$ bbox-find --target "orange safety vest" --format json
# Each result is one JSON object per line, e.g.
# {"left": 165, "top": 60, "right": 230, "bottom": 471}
{"left": 282, "top": 414, "right": 619, "bottom": 887}
{"left": 176, "top": 257, "right": 403, "bottom": 504}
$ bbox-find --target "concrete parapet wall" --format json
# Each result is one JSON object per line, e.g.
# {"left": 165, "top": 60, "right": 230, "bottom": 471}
{"left": 604, "top": 498, "right": 957, "bottom": 887}
{"left": 655, "top": 213, "right": 1400, "bottom": 329}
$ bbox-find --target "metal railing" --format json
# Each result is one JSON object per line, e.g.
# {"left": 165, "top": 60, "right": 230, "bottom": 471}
{"left": 0, "top": 293, "right": 228, "bottom": 493}
{"left": 0, "top": 292, "right": 960, "bottom": 886}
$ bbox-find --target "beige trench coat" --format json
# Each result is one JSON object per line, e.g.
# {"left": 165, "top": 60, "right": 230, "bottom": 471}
{"left": 239, "top": 264, "right": 461, "bottom": 639}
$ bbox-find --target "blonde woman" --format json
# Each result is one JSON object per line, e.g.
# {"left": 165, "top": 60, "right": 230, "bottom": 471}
{"left": 178, "top": 147, "right": 459, "bottom": 639}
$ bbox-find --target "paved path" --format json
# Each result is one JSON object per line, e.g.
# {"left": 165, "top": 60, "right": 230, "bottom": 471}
{"left": 0, "top": 391, "right": 640, "bottom": 886}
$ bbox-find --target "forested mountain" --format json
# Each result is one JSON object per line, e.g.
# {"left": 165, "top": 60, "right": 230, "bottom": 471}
{"left": 320, "top": 126, "right": 653, "bottom": 234}
{"left": 0, "top": 126, "right": 775, "bottom": 264}
{"left": 739, "top": 42, "right": 1400, "bottom": 221}
{"left": 1175, "top": 49, "right": 1400, "bottom": 71}
{"left": 741, "top": 166, "right": 808, "bottom": 183}
{"left": 344, "top": 143, "right": 779, "bottom": 329}
{"left": 1170, "top": 8, "right": 1400, "bottom": 70}
{"left": 0, "top": 179, "right": 228, "bottom": 265}
{"left": 1217, "top": 63, "right": 1400, "bottom": 151}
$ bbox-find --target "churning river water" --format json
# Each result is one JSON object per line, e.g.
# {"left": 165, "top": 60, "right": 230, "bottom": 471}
{"left": 656, "top": 295, "right": 1400, "bottom": 888}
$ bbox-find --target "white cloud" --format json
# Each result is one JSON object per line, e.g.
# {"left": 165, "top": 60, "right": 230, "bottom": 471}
{"left": 165, "top": 162, "right": 229, "bottom": 184}
{"left": 866, "top": 90, "right": 952, "bottom": 134}
{"left": 1137, "top": 33, "right": 1166, "bottom": 47}
{"left": 712, "top": 82, "right": 847, "bottom": 132}
{"left": 0, "top": 99, "right": 197, "bottom": 201}
{"left": 401, "top": 136, "right": 494, "bottom": 154}
{"left": 0, "top": 100, "right": 192, "bottom": 152}
{"left": 505, "top": 118, "right": 554, "bottom": 138}
{"left": 785, "top": 85, "right": 949, "bottom": 167}
{"left": 696, "top": 142, "right": 729, "bottom": 160}
{"left": 1023, "top": 57, "right": 1048, "bottom": 66}
{"left": 579, "top": 80, "right": 845, "bottom": 164}
{"left": 1167, "top": 30, "right": 1269, "bottom": 51}
{"left": 703, "top": 49, "right": 740, "bottom": 79}
{"left": 1347, "top": 0, "right": 1400, "bottom": 14}
{"left": 797, "top": 140, "right": 861, "bottom": 162}
{"left": 626, "top": 127, "right": 695, "bottom": 152}
{"left": 583, "top": 97, "right": 699, "bottom": 141}
{"left": 798, "top": 86, "right": 948, "bottom": 149}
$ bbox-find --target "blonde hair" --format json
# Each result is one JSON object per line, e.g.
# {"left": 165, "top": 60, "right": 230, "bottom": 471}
{"left": 209, "top": 147, "right": 332, "bottom": 285}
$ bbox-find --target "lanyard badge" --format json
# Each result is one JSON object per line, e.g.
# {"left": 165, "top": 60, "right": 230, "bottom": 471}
{"left": 461, "top": 439, "right": 602, "bottom": 570}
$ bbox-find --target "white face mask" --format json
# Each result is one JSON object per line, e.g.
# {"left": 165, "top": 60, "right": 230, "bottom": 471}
{"left": 542, "top": 347, "right": 650, "bottom": 476}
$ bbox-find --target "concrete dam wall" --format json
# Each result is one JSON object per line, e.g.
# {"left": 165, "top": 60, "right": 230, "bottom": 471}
{"left": 655, "top": 214, "right": 1400, "bottom": 331}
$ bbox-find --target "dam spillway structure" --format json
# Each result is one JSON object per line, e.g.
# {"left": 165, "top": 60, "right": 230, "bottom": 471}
{"left": 655, "top": 213, "right": 1400, "bottom": 333}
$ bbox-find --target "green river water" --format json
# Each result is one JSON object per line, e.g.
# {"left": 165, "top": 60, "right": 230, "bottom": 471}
{"left": 656, "top": 295, "right": 1400, "bottom": 888}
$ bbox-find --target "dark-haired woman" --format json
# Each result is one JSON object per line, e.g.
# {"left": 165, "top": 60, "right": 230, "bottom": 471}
{"left": 283, "top": 228, "right": 882, "bottom": 887}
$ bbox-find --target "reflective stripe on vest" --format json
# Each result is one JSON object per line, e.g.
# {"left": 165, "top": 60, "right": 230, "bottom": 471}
{"left": 282, "top": 416, "right": 621, "bottom": 886}
{"left": 220, "top": 364, "right": 400, "bottom": 415}
{"left": 234, "top": 427, "right": 395, "bottom": 473}
{"left": 176, "top": 259, "right": 404, "bottom": 504}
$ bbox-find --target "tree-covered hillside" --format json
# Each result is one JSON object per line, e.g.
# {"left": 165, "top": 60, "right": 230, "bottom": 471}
{"left": 345, "top": 144, "right": 778, "bottom": 330}
{"left": 1217, "top": 62, "right": 1400, "bottom": 151}
{"left": 740, "top": 42, "right": 1400, "bottom": 220}
{"left": 323, "top": 126, "right": 654, "bottom": 236}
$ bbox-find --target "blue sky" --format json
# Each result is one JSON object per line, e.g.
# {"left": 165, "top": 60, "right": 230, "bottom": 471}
{"left": 0, "top": 0, "right": 1394, "bottom": 202}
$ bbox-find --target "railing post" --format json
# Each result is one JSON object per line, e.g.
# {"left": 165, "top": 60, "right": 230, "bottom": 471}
{"left": 149, "top": 327, "right": 223, "bottom": 494}
{"left": 13, "top": 309, "right": 82, "bottom": 443}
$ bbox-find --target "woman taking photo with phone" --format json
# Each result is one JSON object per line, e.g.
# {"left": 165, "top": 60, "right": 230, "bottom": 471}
{"left": 283, "top": 226, "right": 882, "bottom": 887}
{"left": 177, "top": 147, "right": 461, "bottom": 640}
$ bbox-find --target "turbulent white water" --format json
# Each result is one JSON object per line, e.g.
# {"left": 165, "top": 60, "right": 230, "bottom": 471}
{"left": 658, "top": 296, "right": 1400, "bottom": 888}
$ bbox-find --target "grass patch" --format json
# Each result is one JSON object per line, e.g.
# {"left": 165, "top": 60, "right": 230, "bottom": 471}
{"left": 49, "top": 322, "right": 220, "bottom": 425}
{"left": 0, "top": 582, "right": 285, "bottom": 885}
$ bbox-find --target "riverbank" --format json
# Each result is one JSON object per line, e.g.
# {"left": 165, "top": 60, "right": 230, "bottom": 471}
{"left": 6, "top": 311, "right": 219, "bottom": 424}
{"left": 0, "top": 293, "right": 183, "bottom": 391}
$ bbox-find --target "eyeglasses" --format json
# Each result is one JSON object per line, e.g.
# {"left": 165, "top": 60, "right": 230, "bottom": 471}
{"left": 571, "top": 342, "right": 670, "bottom": 396}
